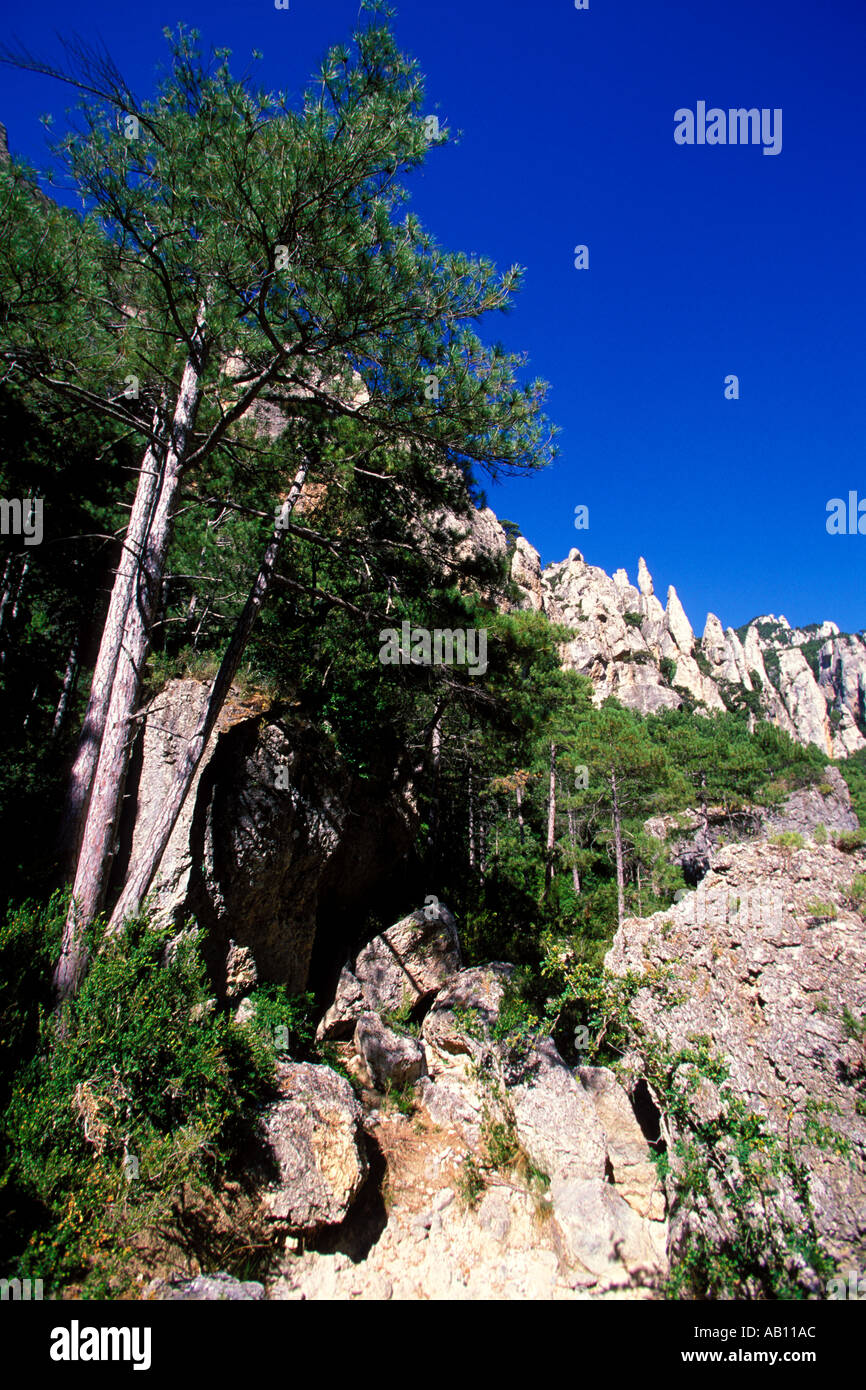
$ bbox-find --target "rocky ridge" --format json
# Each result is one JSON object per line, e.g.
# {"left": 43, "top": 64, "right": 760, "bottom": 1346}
{"left": 481, "top": 515, "right": 866, "bottom": 757}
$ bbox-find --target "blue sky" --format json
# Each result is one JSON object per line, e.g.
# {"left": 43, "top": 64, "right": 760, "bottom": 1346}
{"left": 2, "top": 0, "right": 863, "bottom": 634}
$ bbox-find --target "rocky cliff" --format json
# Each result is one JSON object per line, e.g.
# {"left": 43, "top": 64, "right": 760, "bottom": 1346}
{"left": 118, "top": 678, "right": 418, "bottom": 995}
{"left": 607, "top": 835, "right": 866, "bottom": 1290}
{"left": 493, "top": 518, "right": 866, "bottom": 757}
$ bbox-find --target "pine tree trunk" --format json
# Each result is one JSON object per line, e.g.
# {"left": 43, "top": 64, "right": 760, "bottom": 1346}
{"left": 467, "top": 766, "right": 476, "bottom": 872}
{"left": 0, "top": 556, "right": 29, "bottom": 665}
{"left": 544, "top": 741, "right": 556, "bottom": 896}
{"left": 0, "top": 554, "right": 16, "bottom": 634}
{"left": 567, "top": 807, "right": 581, "bottom": 895}
{"left": 55, "top": 334, "right": 207, "bottom": 1002}
{"left": 51, "top": 631, "right": 81, "bottom": 740}
{"left": 516, "top": 782, "right": 524, "bottom": 840}
{"left": 429, "top": 717, "right": 442, "bottom": 853}
{"left": 10, "top": 556, "right": 28, "bottom": 623}
{"left": 107, "top": 459, "right": 309, "bottom": 932}
{"left": 612, "top": 768, "right": 625, "bottom": 927}
{"left": 56, "top": 410, "right": 165, "bottom": 871}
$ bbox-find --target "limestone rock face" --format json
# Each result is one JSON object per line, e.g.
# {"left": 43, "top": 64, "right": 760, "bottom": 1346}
{"left": 606, "top": 839, "right": 866, "bottom": 1279}
{"left": 508, "top": 1037, "right": 607, "bottom": 1185}
{"left": 260, "top": 1063, "right": 369, "bottom": 1230}
{"left": 354, "top": 900, "right": 462, "bottom": 1013}
{"left": 419, "top": 964, "right": 514, "bottom": 1139}
{"left": 765, "top": 765, "right": 859, "bottom": 837}
{"left": 578, "top": 1066, "right": 666, "bottom": 1221}
{"left": 637, "top": 556, "right": 654, "bottom": 597}
{"left": 510, "top": 536, "right": 544, "bottom": 611}
{"left": 417, "top": 964, "right": 668, "bottom": 1289}
{"left": 522, "top": 541, "right": 865, "bottom": 755}
{"left": 120, "top": 679, "right": 418, "bottom": 995}
{"left": 644, "top": 767, "right": 857, "bottom": 879}
{"left": 702, "top": 614, "right": 752, "bottom": 691}
{"left": 664, "top": 585, "right": 694, "bottom": 655}
{"left": 354, "top": 1011, "right": 427, "bottom": 1090}
{"left": 777, "top": 647, "right": 834, "bottom": 756}
{"left": 267, "top": 921, "right": 668, "bottom": 1298}
{"left": 744, "top": 618, "right": 866, "bottom": 758}
{"left": 539, "top": 551, "right": 723, "bottom": 717}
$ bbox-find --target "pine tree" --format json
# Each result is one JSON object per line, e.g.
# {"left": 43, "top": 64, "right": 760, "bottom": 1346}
{"left": 1, "top": 15, "right": 555, "bottom": 996}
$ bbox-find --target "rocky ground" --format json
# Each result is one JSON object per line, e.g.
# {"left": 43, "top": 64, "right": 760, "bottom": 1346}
{"left": 146, "top": 815, "right": 866, "bottom": 1301}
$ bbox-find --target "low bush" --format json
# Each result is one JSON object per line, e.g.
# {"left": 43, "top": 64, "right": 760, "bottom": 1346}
{"left": 0, "top": 902, "right": 289, "bottom": 1297}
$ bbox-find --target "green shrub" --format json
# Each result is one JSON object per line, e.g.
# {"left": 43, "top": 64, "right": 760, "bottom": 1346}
{"left": 848, "top": 874, "right": 866, "bottom": 909}
{"left": 0, "top": 906, "right": 280, "bottom": 1296}
{"left": 804, "top": 899, "right": 837, "bottom": 922}
{"left": 246, "top": 983, "right": 317, "bottom": 1059}
{"left": 769, "top": 831, "right": 805, "bottom": 850}
{"left": 833, "top": 828, "right": 865, "bottom": 853}
{"left": 813, "top": 822, "right": 828, "bottom": 845}
{"left": 384, "top": 1077, "right": 416, "bottom": 1116}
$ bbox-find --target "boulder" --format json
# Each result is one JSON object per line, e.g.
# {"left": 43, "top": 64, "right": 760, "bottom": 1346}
{"left": 422, "top": 963, "right": 512, "bottom": 1072}
{"left": 260, "top": 1063, "right": 368, "bottom": 1230}
{"left": 225, "top": 940, "right": 257, "bottom": 1001}
{"left": 418, "top": 964, "right": 514, "bottom": 1142}
{"left": 316, "top": 967, "right": 365, "bottom": 1041}
{"left": 354, "top": 1011, "right": 427, "bottom": 1090}
{"left": 764, "top": 765, "right": 858, "bottom": 837}
{"left": 118, "top": 679, "right": 418, "bottom": 995}
{"left": 548, "top": 1178, "right": 667, "bottom": 1283}
{"left": 508, "top": 1038, "right": 606, "bottom": 1185}
{"left": 355, "top": 900, "right": 461, "bottom": 1013}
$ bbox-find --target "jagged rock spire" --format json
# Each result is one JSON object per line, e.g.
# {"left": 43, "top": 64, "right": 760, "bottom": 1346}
{"left": 665, "top": 585, "right": 694, "bottom": 654}
{"left": 637, "top": 557, "right": 654, "bottom": 597}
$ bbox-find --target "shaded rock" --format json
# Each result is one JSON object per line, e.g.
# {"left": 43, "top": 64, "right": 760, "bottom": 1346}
{"left": 578, "top": 1066, "right": 666, "bottom": 1221}
{"left": 316, "top": 967, "right": 365, "bottom": 1041}
{"left": 119, "top": 679, "right": 418, "bottom": 995}
{"left": 354, "top": 1011, "right": 427, "bottom": 1090}
{"left": 147, "top": 1272, "right": 265, "bottom": 1301}
{"left": 260, "top": 1063, "right": 368, "bottom": 1230}
{"left": 355, "top": 901, "right": 461, "bottom": 1013}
